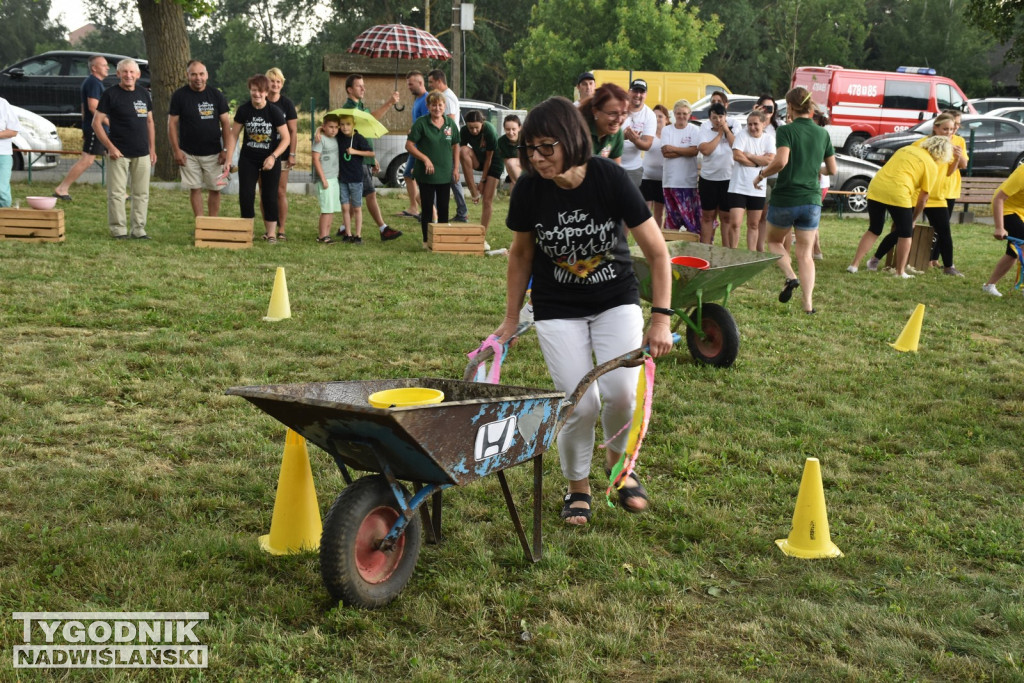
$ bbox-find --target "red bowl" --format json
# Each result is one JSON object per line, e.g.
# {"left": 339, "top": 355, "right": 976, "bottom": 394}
{"left": 670, "top": 255, "right": 710, "bottom": 270}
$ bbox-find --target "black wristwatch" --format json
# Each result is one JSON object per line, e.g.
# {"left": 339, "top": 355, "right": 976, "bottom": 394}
{"left": 651, "top": 307, "right": 675, "bottom": 317}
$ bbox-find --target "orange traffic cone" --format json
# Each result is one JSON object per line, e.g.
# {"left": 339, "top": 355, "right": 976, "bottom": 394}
{"left": 263, "top": 267, "right": 291, "bottom": 321}
{"left": 259, "top": 429, "right": 321, "bottom": 555}
{"left": 890, "top": 303, "right": 925, "bottom": 352}
{"left": 775, "top": 457, "right": 843, "bottom": 559}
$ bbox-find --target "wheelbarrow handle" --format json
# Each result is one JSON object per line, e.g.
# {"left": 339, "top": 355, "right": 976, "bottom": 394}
{"left": 462, "top": 320, "right": 535, "bottom": 381}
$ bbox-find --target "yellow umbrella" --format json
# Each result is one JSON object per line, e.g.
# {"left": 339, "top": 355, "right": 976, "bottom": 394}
{"left": 328, "top": 108, "right": 389, "bottom": 139}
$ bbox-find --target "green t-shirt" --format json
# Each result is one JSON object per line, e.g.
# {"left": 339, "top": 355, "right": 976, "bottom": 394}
{"left": 771, "top": 118, "right": 835, "bottom": 207}
{"left": 496, "top": 134, "right": 518, "bottom": 161}
{"left": 342, "top": 98, "right": 376, "bottom": 166}
{"left": 460, "top": 121, "right": 503, "bottom": 176}
{"left": 590, "top": 120, "right": 624, "bottom": 160}
{"left": 408, "top": 115, "right": 458, "bottom": 184}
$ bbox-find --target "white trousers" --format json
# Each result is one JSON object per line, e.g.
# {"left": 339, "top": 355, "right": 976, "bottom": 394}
{"left": 535, "top": 304, "right": 643, "bottom": 481}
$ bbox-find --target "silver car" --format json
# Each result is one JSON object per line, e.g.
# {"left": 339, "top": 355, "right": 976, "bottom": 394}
{"left": 827, "top": 153, "right": 880, "bottom": 214}
{"left": 10, "top": 104, "right": 61, "bottom": 170}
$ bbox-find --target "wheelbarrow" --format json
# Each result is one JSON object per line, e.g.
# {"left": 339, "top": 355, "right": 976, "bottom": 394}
{"left": 226, "top": 344, "right": 658, "bottom": 609}
{"left": 632, "top": 242, "right": 779, "bottom": 367}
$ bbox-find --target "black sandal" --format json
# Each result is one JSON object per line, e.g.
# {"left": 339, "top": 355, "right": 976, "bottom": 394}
{"left": 560, "top": 491, "right": 593, "bottom": 525}
{"left": 779, "top": 278, "right": 800, "bottom": 303}
{"left": 606, "top": 468, "right": 649, "bottom": 513}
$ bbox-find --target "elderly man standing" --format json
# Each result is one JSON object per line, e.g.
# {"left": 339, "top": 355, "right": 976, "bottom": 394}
{"left": 92, "top": 59, "right": 155, "bottom": 240}
{"left": 620, "top": 78, "right": 657, "bottom": 187}
{"left": 168, "top": 60, "right": 233, "bottom": 217}
{"left": 53, "top": 55, "right": 108, "bottom": 201}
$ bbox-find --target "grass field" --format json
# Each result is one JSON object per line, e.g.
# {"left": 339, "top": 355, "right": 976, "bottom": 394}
{"left": 1, "top": 179, "right": 1022, "bottom": 681}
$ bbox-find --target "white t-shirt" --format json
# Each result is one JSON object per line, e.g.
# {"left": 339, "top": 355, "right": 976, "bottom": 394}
{"left": 620, "top": 105, "right": 657, "bottom": 171}
{"left": 0, "top": 98, "right": 20, "bottom": 156}
{"left": 728, "top": 130, "right": 776, "bottom": 197}
{"left": 697, "top": 121, "right": 735, "bottom": 181}
{"left": 440, "top": 88, "right": 460, "bottom": 124}
{"left": 642, "top": 135, "right": 664, "bottom": 181}
{"left": 660, "top": 124, "right": 699, "bottom": 189}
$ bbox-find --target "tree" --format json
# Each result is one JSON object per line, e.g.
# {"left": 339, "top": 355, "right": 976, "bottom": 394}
{"left": 965, "top": 0, "right": 1024, "bottom": 90}
{"left": 79, "top": 0, "right": 147, "bottom": 58}
{"left": 505, "top": 0, "right": 721, "bottom": 107}
{"left": 690, "top": 0, "right": 778, "bottom": 96}
{"left": 0, "top": 0, "right": 67, "bottom": 68}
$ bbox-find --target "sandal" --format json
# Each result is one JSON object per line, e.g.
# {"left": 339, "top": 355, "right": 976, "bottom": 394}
{"left": 560, "top": 491, "right": 592, "bottom": 525}
{"left": 779, "top": 278, "right": 800, "bottom": 303}
{"left": 316, "top": 236, "right": 334, "bottom": 244}
{"left": 261, "top": 234, "right": 276, "bottom": 243}
{"left": 606, "top": 468, "right": 648, "bottom": 513}
{"left": 276, "top": 233, "right": 286, "bottom": 241}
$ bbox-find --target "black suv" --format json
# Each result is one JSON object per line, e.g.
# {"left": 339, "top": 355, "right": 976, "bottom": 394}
{"left": 0, "top": 51, "right": 150, "bottom": 127}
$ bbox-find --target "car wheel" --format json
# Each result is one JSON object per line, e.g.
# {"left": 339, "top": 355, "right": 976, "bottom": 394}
{"left": 841, "top": 178, "right": 870, "bottom": 213}
{"left": 385, "top": 154, "right": 408, "bottom": 189}
{"left": 11, "top": 149, "right": 24, "bottom": 172}
{"left": 1013, "top": 153, "right": 1024, "bottom": 171}
{"left": 844, "top": 133, "right": 870, "bottom": 158}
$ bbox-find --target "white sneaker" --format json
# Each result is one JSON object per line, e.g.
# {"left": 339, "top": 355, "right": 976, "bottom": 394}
{"left": 866, "top": 257, "right": 880, "bottom": 271}
{"left": 894, "top": 271, "right": 914, "bottom": 279}
{"left": 846, "top": 265, "right": 858, "bottom": 273}
{"left": 906, "top": 265, "right": 924, "bottom": 275}
{"left": 982, "top": 283, "right": 1002, "bottom": 297}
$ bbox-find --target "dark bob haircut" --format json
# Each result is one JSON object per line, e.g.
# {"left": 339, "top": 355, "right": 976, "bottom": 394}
{"left": 518, "top": 96, "right": 592, "bottom": 173}
{"left": 247, "top": 74, "right": 270, "bottom": 93}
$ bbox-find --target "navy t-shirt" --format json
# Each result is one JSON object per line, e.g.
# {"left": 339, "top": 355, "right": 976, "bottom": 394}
{"left": 234, "top": 101, "right": 287, "bottom": 163}
{"left": 97, "top": 85, "right": 152, "bottom": 158}
{"left": 337, "top": 132, "right": 371, "bottom": 183}
{"left": 507, "top": 158, "right": 652, "bottom": 320}
{"left": 81, "top": 74, "right": 104, "bottom": 134}
{"left": 169, "top": 85, "right": 230, "bottom": 156}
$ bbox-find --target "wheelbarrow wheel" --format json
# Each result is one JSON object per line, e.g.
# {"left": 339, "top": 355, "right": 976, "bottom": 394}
{"left": 320, "top": 474, "right": 422, "bottom": 608}
{"left": 685, "top": 303, "right": 740, "bottom": 368}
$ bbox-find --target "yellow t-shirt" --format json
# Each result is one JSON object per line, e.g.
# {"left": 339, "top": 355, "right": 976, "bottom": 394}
{"left": 866, "top": 145, "right": 940, "bottom": 208}
{"left": 997, "top": 164, "right": 1024, "bottom": 220}
{"left": 912, "top": 134, "right": 967, "bottom": 206}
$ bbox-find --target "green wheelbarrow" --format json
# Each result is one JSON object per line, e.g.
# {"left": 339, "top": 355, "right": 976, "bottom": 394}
{"left": 632, "top": 242, "right": 779, "bottom": 368}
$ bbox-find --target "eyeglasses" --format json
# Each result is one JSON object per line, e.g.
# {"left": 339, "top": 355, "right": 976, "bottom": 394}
{"left": 517, "top": 141, "right": 560, "bottom": 157}
{"left": 761, "top": 105, "right": 775, "bottom": 112}
{"left": 598, "top": 109, "right": 628, "bottom": 120}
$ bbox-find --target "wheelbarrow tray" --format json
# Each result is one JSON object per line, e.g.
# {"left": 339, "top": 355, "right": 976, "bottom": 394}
{"left": 632, "top": 242, "right": 779, "bottom": 309}
{"left": 227, "top": 378, "right": 564, "bottom": 487}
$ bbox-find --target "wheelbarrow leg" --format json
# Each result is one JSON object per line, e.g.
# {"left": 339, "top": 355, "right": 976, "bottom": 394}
{"left": 496, "top": 455, "right": 542, "bottom": 563}
{"left": 412, "top": 482, "right": 444, "bottom": 545}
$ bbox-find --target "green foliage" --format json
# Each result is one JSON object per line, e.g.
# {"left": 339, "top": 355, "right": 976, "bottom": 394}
{"left": 506, "top": 0, "right": 721, "bottom": 107}
{"left": 965, "top": 0, "right": 1024, "bottom": 90}
{"left": 0, "top": 0, "right": 68, "bottom": 68}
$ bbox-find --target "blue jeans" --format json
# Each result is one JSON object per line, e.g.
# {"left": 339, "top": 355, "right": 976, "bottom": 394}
{"left": 451, "top": 178, "right": 467, "bottom": 219}
{"left": 0, "top": 155, "right": 12, "bottom": 207}
{"left": 766, "top": 203, "right": 821, "bottom": 231}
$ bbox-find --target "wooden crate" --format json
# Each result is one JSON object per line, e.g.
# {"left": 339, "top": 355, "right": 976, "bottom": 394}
{"left": 884, "top": 223, "right": 935, "bottom": 272}
{"left": 428, "top": 223, "right": 485, "bottom": 255}
{"left": 661, "top": 229, "right": 699, "bottom": 243}
{"left": 195, "top": 216, "right": 254, "bottom": 249}
{"left": 0, "top": 208, "right": 65, "bottom": 243}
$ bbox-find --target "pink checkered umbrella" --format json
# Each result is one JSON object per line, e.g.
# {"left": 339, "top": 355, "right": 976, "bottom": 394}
{"left": 348, "top": 24, "right": 451, "bottom": 111}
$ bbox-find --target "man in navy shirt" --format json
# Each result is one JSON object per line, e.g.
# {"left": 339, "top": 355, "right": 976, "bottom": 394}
{"left": 93, "top": 59, "right": 156, "bottom": 240}
{"left": 53, "top": 55, "right": 108, "bottom": 201}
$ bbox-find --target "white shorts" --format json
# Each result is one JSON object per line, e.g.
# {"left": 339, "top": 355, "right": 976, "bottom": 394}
{"left": 180, "top": 153, "right": 222, "bottom": 191}
{"left": 534, "top": 304, "right": 643, "bottom": 481}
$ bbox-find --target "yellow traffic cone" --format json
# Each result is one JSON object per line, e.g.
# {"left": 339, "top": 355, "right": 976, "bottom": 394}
{"left": 775, "top": 457, "right": 843, "bottom": 559}
{"left": 263, "top": 267, "right": 291, "bottom": 321}
{"left": 259, "top": 429, "right": 322, "bottom": 555}
{"left": 890, "top": 303, "right": 925, "bottom": 352}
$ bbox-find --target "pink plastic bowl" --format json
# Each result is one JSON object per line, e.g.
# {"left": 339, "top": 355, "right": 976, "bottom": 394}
{"left": 670, "top": 255, "right": 710, "bottom": 270}
{"left": 26, "top": 196, "right": 57, "bottom": 210}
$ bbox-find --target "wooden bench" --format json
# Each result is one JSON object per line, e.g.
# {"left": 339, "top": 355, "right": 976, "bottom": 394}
{"left": 953, "top": 176, "right": 1003, "bottom": 224}
{"left": 826, "top": 189, "right": 867, "bottom": 218}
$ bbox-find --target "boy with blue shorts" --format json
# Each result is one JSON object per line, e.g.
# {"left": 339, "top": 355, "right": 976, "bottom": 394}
{"left": 312, "top": 113, "right": 341, "bottom": 243}
{"left": 337, "top": 115, "right": 373, "bottom": 243}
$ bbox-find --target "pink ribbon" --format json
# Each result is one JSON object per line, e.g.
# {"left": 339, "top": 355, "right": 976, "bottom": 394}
{"left": 467, "top": 335, "right": 505, "bottom": 384}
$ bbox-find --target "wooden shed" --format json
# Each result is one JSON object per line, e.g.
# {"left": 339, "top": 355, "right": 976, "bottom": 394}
{"left": 323, "top": 54, "right": 434, "bottom": 134}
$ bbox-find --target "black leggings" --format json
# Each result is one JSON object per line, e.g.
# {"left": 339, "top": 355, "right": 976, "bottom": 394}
{"left": 419, "top": 182, "right": 451, "bottom": 242}
{"left": 929, "top": 199, "right": 957, "bottom": 262}
{"left": 238, "top": 155, "right": 282, "bottom": 223}
{"left": 874, "top": 205, "right": 953, "bottom": 266}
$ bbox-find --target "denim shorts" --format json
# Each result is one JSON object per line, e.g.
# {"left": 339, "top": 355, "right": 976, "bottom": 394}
{"left": 403, "top": 153, "right": 415, "bottom": 179}
{"left": 339, "top": 181, "right": 364, "bottom": 208}
{"left": 766, "top": 203, "right": 821, "bottom": 231}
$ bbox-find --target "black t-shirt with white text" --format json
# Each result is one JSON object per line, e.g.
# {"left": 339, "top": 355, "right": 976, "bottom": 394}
{"left": 507, "top": 158, "right": 652, "bottom": 320}
{"left": 234, "top": 102, "right": 286, "bottom": 163}
{"left": 169, "top": 85, "right": 230, "bottom": 156}
{"left": 97, "top": 85, "right": 152, "bottom": 158}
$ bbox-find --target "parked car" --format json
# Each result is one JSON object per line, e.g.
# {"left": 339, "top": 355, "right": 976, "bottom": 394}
{"left": 0, "top": 51, "right": 151, "bottom": 127}
{"left": 986, "top": 106, "right": 1024, "bottom": 125}
{"left": 826, "top": 153, "right": 880, "bottom": 213}
{"left": 859, "top": 115, "right": 1024, "bottom": 174}
{"left": 374, "top": 98, "right": 527, "bottom": 188}
{"left": 968, "top": 97, "right": 1024, "bottom": 115}
{"left": 10, "top": 104, "right": 61, "bottom": 170}
{"left": 689, "top": 94, "right": 760, "bottom": 125}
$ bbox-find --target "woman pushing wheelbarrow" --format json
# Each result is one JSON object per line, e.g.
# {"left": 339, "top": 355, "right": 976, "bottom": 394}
{"left": 492, "top": 96, "right": 674, "bottom": 526}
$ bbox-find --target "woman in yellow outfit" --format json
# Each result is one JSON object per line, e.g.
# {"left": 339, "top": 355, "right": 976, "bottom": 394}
{"left": 847, "top": 135, "right": 952, "bottom": 278}
{"left": 865, "top": 112, "right": 967, "bottom": 276}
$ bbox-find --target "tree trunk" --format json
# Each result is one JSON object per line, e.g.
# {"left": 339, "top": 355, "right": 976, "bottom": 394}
{"left": 137, "top": 0, "right": 191, "bottom": 181}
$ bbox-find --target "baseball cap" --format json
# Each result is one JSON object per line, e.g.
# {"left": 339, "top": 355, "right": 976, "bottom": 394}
{"left": 630, "top": 79, "right": 648, "bottom": 92}
{"left": 577, "top": 72, "right": 595, "bottom": 85}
